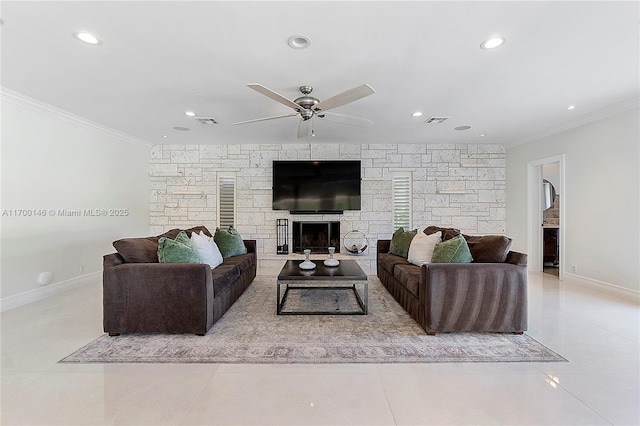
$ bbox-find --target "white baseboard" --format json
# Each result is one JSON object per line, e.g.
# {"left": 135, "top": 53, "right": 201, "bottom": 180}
{"left": 1, "top": 271, "right": 101, "bottom": 312}
{"left": 563, "top": 272, "right": 640, "bottom": 303}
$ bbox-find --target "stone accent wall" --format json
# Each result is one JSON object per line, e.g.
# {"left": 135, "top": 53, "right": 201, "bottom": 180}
{"left": 149, "top": 143, "right": 506, "bottom": 257}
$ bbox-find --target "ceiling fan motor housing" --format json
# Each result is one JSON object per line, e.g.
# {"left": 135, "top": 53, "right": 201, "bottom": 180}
{"left": 299, "top": 109, "right": 314, "bottom": 120}
{"left": 294, "top": 87, "right": 319, "bottom": 120}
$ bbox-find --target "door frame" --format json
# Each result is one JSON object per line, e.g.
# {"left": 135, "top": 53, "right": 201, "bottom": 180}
{"left": 527, "top": 154, "right": 565, "bottom": 280}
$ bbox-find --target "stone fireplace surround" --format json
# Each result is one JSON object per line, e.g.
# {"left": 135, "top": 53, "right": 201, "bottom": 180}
{"left": 292, "top": 221, "right": 340, "bottom": 254}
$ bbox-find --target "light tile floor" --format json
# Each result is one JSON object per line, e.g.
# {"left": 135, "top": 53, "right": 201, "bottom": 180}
{"left": 1, "top": 271, "right": 638, "bottom": 425}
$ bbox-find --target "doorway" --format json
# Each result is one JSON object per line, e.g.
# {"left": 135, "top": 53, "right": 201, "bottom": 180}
{"left": 527, "top": 155, "right": 565, "bottom": 280}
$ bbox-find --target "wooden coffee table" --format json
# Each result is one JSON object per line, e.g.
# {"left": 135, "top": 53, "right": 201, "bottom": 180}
{"left": 276, "top": 259, "right": 368, "bottom": 315}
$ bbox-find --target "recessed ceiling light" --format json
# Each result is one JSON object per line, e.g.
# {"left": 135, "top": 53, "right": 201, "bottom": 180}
{"left": 288, "top": 35, "right": 311, "bottom": 49}
{"left": 567, "top": 105, "right": 576, "bottom": 110}
{"left": 455, "top": 126, "right": 472, "bottom": 131}
{"left": 480, "top": 36, "right": 506, "bottom": 49}
{"left": 73, "top": 31, "right": 102, "bottom": 45}
{"left": 411, "top": 111, "right": 423, "bottom": 117}
{"left": 185, "top": 111, "right": 196, "bottom": 117}
{"left": 479, "top": 133, "right": 486, "bottom": 137}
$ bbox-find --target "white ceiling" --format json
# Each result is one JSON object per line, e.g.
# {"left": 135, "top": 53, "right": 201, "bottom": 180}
{"left": 2, "top": 1, "right": 638, "bottom": 146}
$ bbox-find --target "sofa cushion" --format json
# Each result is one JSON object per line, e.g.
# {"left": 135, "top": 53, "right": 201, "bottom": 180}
{"left": 463, "top": 234, "right": 513, "bottom": 263}
{"left": 157, "top": 231, "right": 202, "bottom": 264}
{"left": 184, "top": 226, "right": 213, "bottom": 238}
{"left": 394, "top": 264, "right": 421, "bottom": 297}
{"left": 113, "top": 237, "right": 161, "bottom": 263}
{"left": 222, "top": 252, "right": 255, "bottom": 273}
{"left": 158, "top": 228, "right": 181, "bottom": 240}
{"left": 113, "top": 226, "right": 213, "bottom": 264}
{"left": 431, "top": 234, "right": 473, "bottom": 263}
{"left": 212, "top": 264, "right": 241, "bottom": 297}
{"left": 407, "top": 231, "right": 442, "bottom": 266}
{"left": 389, "top": 227, "right": 417, "bottom": 258}
{"left": 191, "top": 231, "right": 224, "bottom": 269}
{"left": 424, "top": 226, "right": 461, "bottom": 241}
{"left": 214, "top": 226, "right": 248, "bottom": 258}
{"left": 378, "top": 252, "right": 411, "bottom": 275}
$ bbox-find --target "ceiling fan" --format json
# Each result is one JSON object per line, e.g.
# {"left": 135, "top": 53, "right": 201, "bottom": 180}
{"left": 234, "top": 83, "right": 375, "bottom": 138}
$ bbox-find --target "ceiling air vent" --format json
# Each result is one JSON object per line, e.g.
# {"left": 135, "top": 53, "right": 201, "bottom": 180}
{"left": 194, "top": 117, "right": 218, "bottom": 125}
{"left": 424, "top": 117, "right": 449, "bottom": 124}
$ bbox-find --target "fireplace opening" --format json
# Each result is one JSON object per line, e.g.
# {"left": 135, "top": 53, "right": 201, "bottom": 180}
{"left": 292, "top": 221, "right": 340, "bottom": 254}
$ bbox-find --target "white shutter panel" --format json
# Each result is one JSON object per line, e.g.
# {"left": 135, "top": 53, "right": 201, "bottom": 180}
{"left": 392, "top": 173, "right": 412, "bottom": 230}
{"left": 218, "top": 175, "right": 236, "bottom": 228}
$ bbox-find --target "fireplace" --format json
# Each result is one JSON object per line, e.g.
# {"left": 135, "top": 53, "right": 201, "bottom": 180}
{"left": 292, "top": 221, "right": 340, "bottom": 254}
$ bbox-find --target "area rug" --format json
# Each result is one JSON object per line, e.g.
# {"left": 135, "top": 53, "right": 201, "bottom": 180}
{"left": 61, "top": 276, "right": 566, "bottom": 364}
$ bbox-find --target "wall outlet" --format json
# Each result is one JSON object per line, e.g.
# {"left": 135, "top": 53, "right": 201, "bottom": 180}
{"left": 571, "top": 265, "right": 577, "bottom": 273}
{"left": 38, "top": 272, "right": 53, "bottom": 286}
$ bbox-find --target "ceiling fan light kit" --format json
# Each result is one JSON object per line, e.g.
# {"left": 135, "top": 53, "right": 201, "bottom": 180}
{"left": 235, "top": 83, "right": 376, "bottom": 138}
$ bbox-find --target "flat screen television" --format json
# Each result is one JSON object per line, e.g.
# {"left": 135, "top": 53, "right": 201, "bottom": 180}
{"left": 272, "top": 160, "right": 361, "bottom": 213}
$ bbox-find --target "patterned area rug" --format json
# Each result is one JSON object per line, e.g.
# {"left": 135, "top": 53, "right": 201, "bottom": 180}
{"left": 61, "top": 276, "right": 566, "bottom": 364}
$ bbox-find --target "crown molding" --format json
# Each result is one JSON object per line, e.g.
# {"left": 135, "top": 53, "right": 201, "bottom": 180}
{"left": 0, "top": 87, "right": 153, "bottom": 149}
{"left": 508, "top": 97, "right": 640, "bottom": 148}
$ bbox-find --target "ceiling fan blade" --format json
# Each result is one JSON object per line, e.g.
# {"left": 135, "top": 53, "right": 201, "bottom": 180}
{"left": 234, "top": 113, "right": 298, "bottom": 125}
{"left": 319, "top": 112, "right": 374, "bottom": 128}
{"left": 297, "top": 118, "right": 313, "bottom": 138}
{"left": 313, "top": 84, "right": 375, "bottom": 112}
{"left": 247, "top": 84, "right": 302, "bottom": 111}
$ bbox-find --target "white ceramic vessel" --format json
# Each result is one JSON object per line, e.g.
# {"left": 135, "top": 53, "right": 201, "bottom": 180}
{"left": 299, "top": 249, "right": 316, "bottom": 270}
{"left": 323, "top": 246, "right": 340, "bottom": 267}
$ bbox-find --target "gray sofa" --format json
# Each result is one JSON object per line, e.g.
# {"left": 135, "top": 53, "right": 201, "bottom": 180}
{"left": 103, "top": 226, "right": 256, "bottom": 336}
{"left": 377, "top": 226, "right": 528, "bottom": 335}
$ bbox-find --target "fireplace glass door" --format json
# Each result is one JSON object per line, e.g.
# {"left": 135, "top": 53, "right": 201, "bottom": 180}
{"left": 292, "top": 221, "right": 340, "bottom": 253}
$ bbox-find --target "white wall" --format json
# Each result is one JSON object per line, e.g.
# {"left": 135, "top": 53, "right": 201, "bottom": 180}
{"left": 506, "top": 108, "right": 640, "bottom": 293}
{"left": 1, "top": 93, "right": 151, "bottom": 309}
{"left": 542, "top": 163, "right": 561, "bottom": 195}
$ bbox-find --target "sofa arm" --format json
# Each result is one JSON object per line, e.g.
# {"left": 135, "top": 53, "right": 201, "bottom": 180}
{"left": 243, "top": 239, "right": 257, "bottom": 254}
{"left": 103, "top": 262, "right": 213, "bottom": 334}
{"left": 104, "top": 253, "right": 125, "bottom": 268}
{"left": 422, "top": 262, "right": 528, "bottom": 333}
{"left": 377, "top": 239, "right": 391, "bottom": 254}
{"left": 505, "top": 251, "right": 528, "bottom": 266}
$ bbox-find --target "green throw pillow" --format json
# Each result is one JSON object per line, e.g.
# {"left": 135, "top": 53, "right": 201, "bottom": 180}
{"left": 431, "top": 234, "right": 474, "bottom": 263}
{"left": 214, "top": 226, "right": 247, "bottom": 258}
{"left": 389, "top": 227, "right": 418, "bottom": 258}
{"left": 157, "top": 231, "right": 202, "bottom": 264}
{"left": 174, "top": 230, "right": 192, "bottom": 246}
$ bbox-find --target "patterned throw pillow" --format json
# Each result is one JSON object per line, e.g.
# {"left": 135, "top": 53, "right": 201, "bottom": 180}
{"left": 214, "top": 226, "right": 247, "bottom": 258}
{"left": 157, "top": 231, "right": 202, "bottom": 264}
{"left": 431, "top": 234, "right": 474, "bottom": 263}
{"left": 389, "top": 227, "right": 418, "bottom": 258}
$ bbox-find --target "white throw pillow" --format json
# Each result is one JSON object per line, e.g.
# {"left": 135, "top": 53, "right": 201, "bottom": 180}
{"left": 191, "top": 231, "right": 224, "bottom": 269}
{"left": 407, "top": 231, "right": 442, "bottom": 266}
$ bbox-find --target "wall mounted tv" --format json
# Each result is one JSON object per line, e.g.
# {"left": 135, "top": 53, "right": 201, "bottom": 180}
{"left": 272, "top": 160, "right": 361, "bottom": 214}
